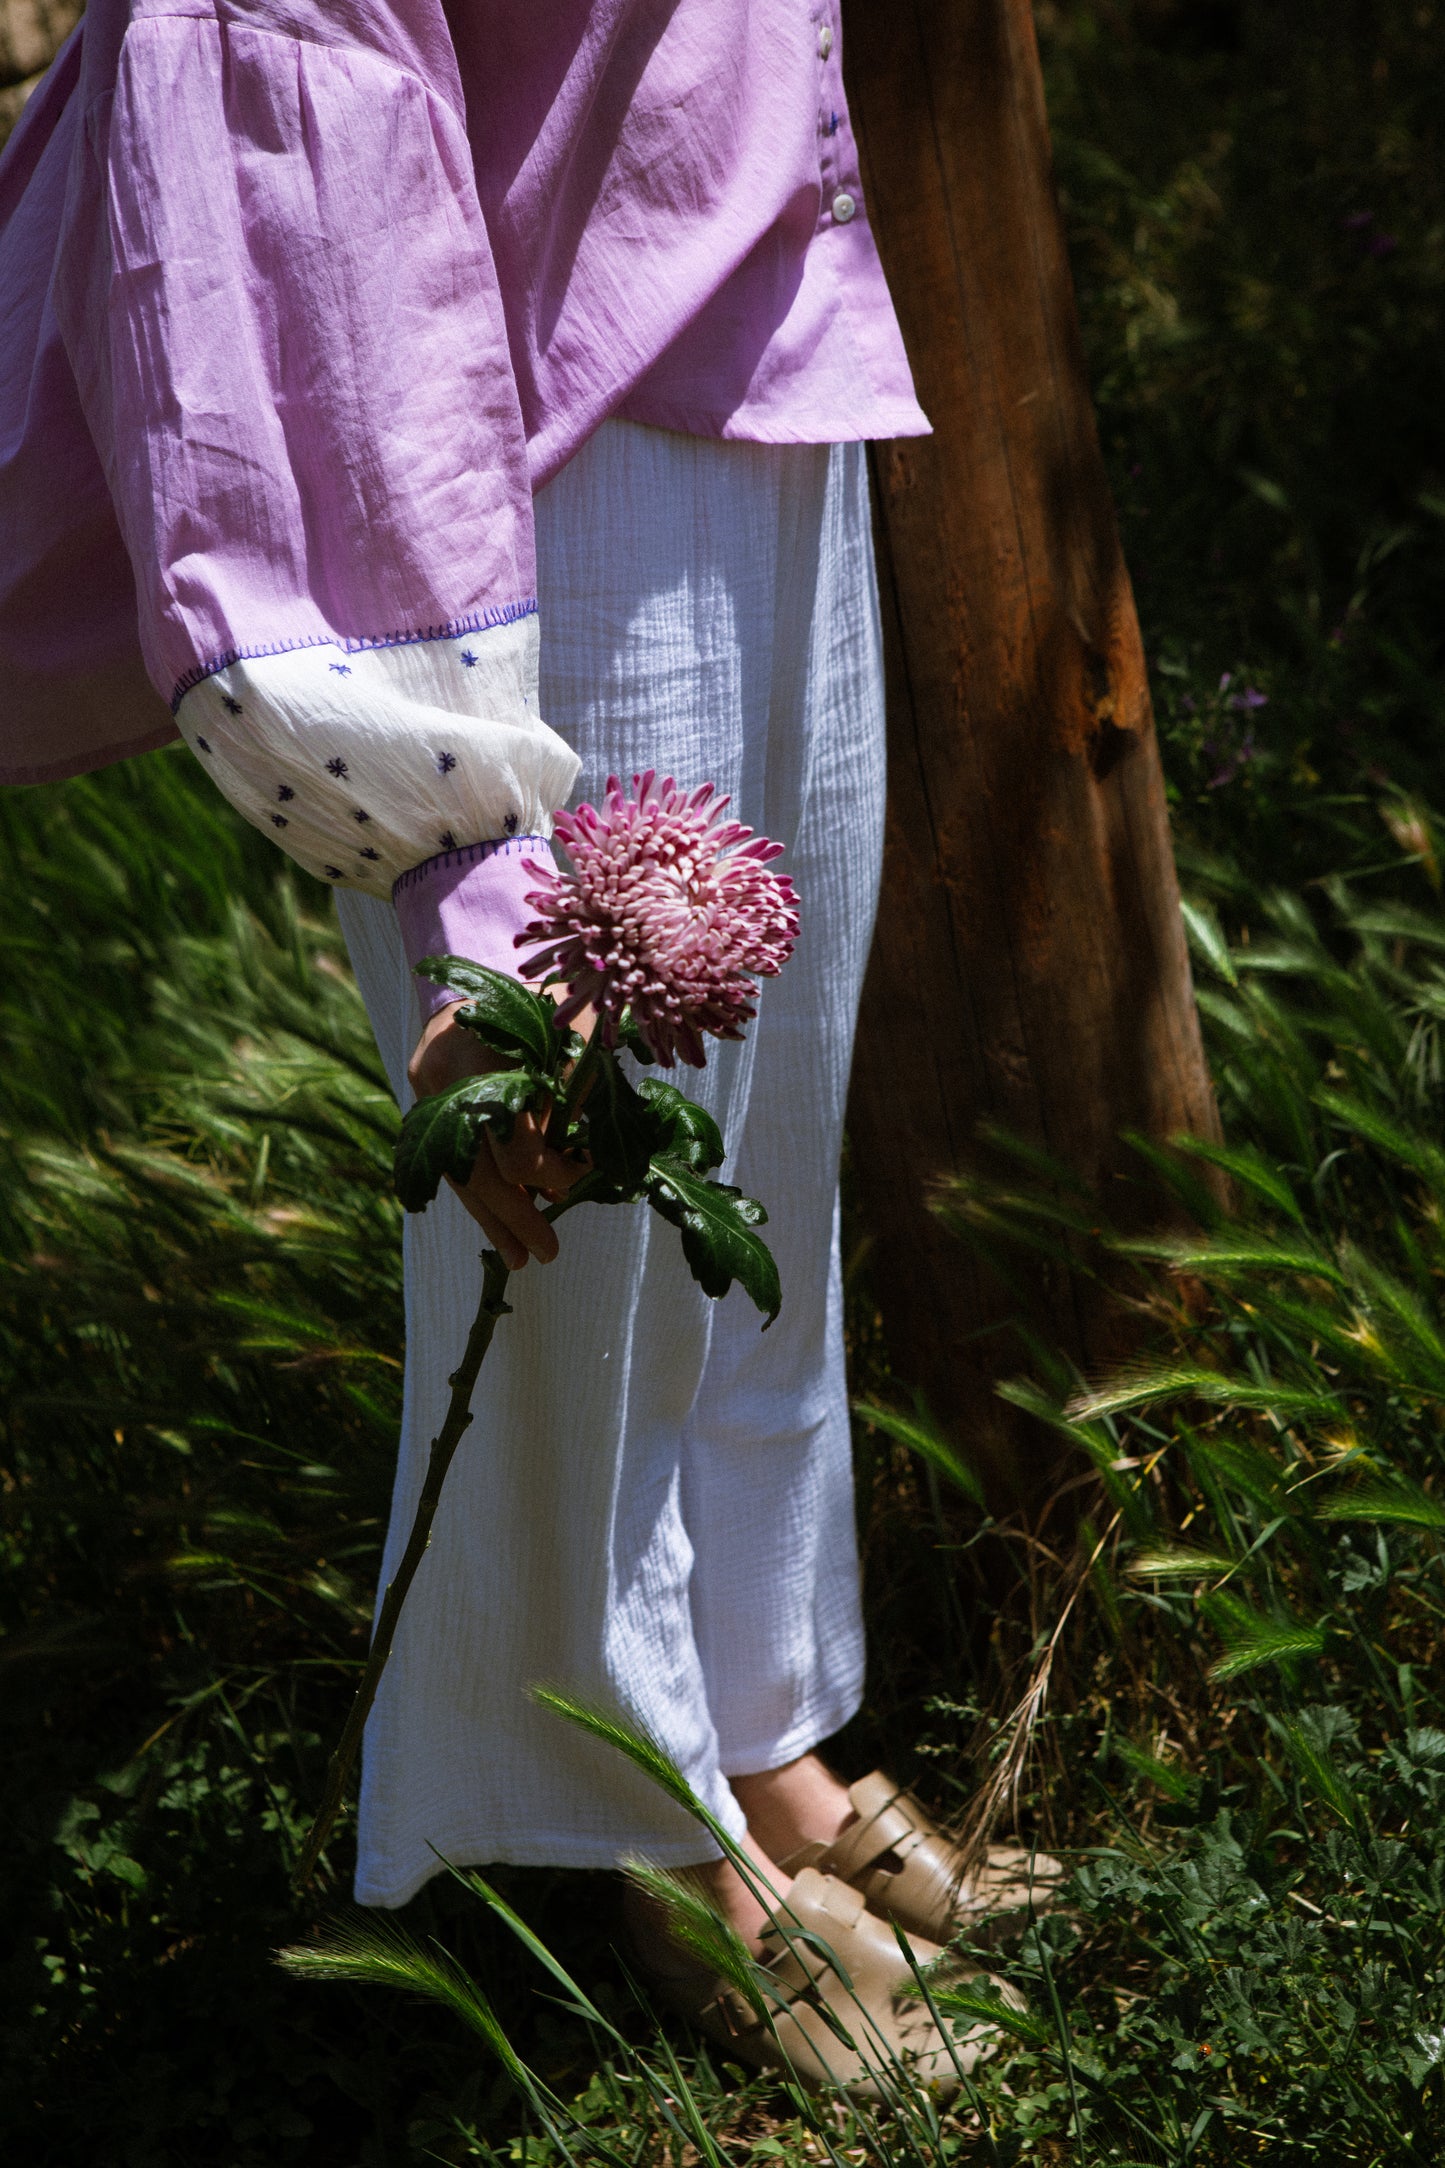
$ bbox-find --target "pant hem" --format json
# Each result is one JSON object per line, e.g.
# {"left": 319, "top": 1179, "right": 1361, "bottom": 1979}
{"left": 356, "top": 1825, "right": 745, "bottom": 1910}
{"left": 715, "top": 1680, "right": 865, "bottom": 1782}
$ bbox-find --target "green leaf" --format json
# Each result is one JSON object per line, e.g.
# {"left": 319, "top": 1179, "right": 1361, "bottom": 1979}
{"left": 1179, "top": 896, "right": 1239, "bottom": 986}
{"left": 1208, "top": 1624, "right": 1328, "bottom": 1680}
{"left": 1116, "top": 1232, "right": 1341, "bottom": 1282}
{"left": 394, "top": 1070, "right": 543, "bottom": 1211}
{"left": 581, "top": 1054, "right": 657, "bottom": 1200}
{"left": 1280, "top": 1722, "right": 1362, "bottom": 1828}
{"left": 1338, "top": 1239, "right": 1445, "bottom": 1396}
{"left": 931, "top": 1980, "right": 1052, "bottom": 2047}
{"left": 853, "top": 1398, "right": 985, "bottom": 1505}
{"left": 1314, "top": 1087, "right": 1445, "bottom": 1197}
{"left": 415, "top": 956, "right": 557, "bottom": 1069}
{"left": 636, "top": 1079, "right": 725, "bottom": 1173}
{"left": 1184, "top": 1431, "right": 1293, "bottom": 1514}
{"left": 277, "top": 1921, "right": 532, "bottom": 2086}
{"left": 1317, "top": 1480, "right": 1445, "bottom": 1529}
{"left": 1200, "top": 1589, "right": 1327, "bottom": 1679}
{"left": 1161, "top": 1135, "right": 1306, "bottom": 1224}
{"left": 1127, "top": 1546, "right": 1237, "bottom": 1579}
{"left": 613, "top": 1008, "right": 659, "bottom": 1064}
{"left": 1067, "top": 1364, "right": 1338, "bottom": 1424}
{"left": 1114, "top": 1738, "right": 1199, "bottom": 1804}
{"left": 645, "top": 1156, "right": 780, "bottom": 1323}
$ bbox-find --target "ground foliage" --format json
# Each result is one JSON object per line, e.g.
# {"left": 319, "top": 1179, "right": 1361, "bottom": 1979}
{"left": 6, "top": 1, "right": 1445, "bottom": 2161}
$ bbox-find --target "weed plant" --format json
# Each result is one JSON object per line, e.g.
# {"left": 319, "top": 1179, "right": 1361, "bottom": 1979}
{"left": 6, "top": 2, "right": 1445, "bottom": 2163}
{"left": 922, "top": 854, "right": 1445, "bottom": 2162}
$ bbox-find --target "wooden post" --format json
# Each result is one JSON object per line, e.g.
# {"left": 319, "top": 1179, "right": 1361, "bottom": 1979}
{"left": 842, "top": 0, "right": 1221, "bottom": 1504}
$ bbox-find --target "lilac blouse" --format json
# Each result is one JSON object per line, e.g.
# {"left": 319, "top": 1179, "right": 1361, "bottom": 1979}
{"left": 0, "top": 0, "right": 926, "bottom": 990}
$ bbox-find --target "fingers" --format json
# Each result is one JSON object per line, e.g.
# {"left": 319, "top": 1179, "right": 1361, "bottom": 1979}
{"left": 407, "top": 1010, "right": 587, "bottom": 1269}
{"left": 447, "top": 1130, "right": 562, "bottom": 1270}
{"left": 490, "top": 1107, "right": 584, "bottom": 1199}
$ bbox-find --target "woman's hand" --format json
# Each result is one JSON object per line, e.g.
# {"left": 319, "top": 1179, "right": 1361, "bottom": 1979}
{"left": 406, "top": 1001, "right": 586, "bottom": 1270}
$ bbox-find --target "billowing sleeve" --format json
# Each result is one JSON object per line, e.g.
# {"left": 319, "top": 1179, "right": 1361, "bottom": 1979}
{"left": 84, "top": 2, "right": 578, "bottom": 994}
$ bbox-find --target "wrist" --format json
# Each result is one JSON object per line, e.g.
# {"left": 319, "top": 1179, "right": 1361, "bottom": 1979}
{"left": 393, "top": 833, "right": 558, "bottom": 1018}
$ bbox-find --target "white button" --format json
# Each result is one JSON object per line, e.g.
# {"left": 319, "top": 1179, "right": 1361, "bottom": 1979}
{"left": 831, "top": 190, "right": 856, "bottom": 223}
{"left": 817, "top": 24, "right": 834, "bottom": 58}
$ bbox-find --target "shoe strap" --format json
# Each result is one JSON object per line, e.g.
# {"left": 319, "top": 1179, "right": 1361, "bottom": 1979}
{"left": 823, "top": 1772, "right": 936, "bottom": 1883}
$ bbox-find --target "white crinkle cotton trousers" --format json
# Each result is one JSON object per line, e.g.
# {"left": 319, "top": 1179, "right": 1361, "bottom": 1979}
{"left": 336, "top": 421, "right": 886, "bottom": 1908}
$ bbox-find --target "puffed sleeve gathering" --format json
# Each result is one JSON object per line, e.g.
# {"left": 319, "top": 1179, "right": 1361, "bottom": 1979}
{"left": 81, "top": 1, "right": 579, "bottom": 994}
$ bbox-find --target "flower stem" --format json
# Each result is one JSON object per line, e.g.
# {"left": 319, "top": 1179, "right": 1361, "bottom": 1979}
{"left": 292, "top": 1245, "right": 514, "bottom": 1890}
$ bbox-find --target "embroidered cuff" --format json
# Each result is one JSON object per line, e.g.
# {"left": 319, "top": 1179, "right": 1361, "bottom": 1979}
{"left": 393, "top": 835, "right": 557, "bottom": 1019}
{"left": 172, "top": 614, "right": 580, "bottom": 895}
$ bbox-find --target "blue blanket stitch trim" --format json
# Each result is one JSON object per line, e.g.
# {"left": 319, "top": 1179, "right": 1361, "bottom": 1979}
{"left": 169, "top": 598, "right": 539, "bottom": 713}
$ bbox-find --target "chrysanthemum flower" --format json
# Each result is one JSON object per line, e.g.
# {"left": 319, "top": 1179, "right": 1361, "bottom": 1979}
{"left": 516, "top": 772, "right": 800, "bottom": 1066}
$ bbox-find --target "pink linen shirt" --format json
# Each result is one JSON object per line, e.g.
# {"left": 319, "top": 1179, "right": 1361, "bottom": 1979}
{"left": 0, "top": 0, "right": 927, "bottom": 982}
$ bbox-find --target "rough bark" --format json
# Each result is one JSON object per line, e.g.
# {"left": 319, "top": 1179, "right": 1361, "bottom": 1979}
{"left": 842, "top": 0, "right": 1221, "bottom": 1504}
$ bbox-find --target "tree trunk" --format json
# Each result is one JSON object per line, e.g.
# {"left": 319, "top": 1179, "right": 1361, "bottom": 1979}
{"left": 842, "top": 0, "right": 1220, "bottom": 1506}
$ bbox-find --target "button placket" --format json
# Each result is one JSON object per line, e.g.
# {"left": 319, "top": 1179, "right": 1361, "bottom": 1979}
{"left": 814, "top": 12, "right": 840, "bottom": 211}
{"left": 813, "top": 11, "right": 860, "bottom": 229}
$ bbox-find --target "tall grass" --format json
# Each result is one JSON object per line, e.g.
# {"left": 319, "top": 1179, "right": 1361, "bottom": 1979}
{"left": 7, "top": 3, "right": 1445, "bottom": 2162}
{"left": 908, "top": 842, "right": 1445, "bottom": 2161}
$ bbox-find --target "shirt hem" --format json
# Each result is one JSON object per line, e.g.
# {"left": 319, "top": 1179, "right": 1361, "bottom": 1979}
{"left": 612, "top": 393, "right": 931, "bottom": 447}
{"left": 169, "top": 599, "right": 539, "bottom": 712}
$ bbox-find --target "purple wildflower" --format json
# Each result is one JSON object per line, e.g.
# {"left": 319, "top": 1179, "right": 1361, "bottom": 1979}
{"left": 516, "top": 771, "right": 800, "bottom": 1067}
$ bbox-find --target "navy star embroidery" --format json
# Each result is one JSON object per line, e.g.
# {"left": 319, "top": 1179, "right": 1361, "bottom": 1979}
{"left": 324, "top": 864, "right": 344, "bottom": 880}
{"left": 329, "top": 662, "right": 352, "bottom": 676}
{"left": 459, "top": 649, "right": 478, "bottom": 668}
{"left": 438, "top": 829, "right": 457, "bottom": 851}
{"left": 504, "top": 812, "right": 519, "bottom": 834}
{"left": 195, "top": 735, "right": 212, "bottom": 754}
{"left": 359, "top": 847, "right": 381, "bottom": 862}
{"left": 352, "top": 808, "right": 371, "bottom": 824}
{"left": 272, "top": 813, "right": 289, "bottom": 829}
{"left": 277, "top": 784, "right": 295, "bottom": 802}
{"left": 326, "top": 757, "right": 349, "bottom": 779}
{"left": 436, "top": 750, "right": 457, "bottom": 775}
{"left": 221, "top": 694, "right": 243, "bottom": 716}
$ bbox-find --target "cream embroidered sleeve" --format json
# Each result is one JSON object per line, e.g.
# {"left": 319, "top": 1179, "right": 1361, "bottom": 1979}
{"left": 173, "top": 609, "right": 579, "bottom": 894}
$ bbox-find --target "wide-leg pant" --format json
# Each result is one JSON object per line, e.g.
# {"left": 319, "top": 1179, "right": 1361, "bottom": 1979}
{"left": 337, "top": 421, "right": 886, "bottom": 1907}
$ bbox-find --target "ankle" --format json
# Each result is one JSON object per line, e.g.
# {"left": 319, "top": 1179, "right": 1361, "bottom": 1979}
{"left": 699, "top": 1834, "right": 792, "bottom": 1954}
{"left": 730, "top": 1752, "right": 855, "bottom": 1865}
{"left": 625, "top": 1836, "right": 792, "bottom": 1966}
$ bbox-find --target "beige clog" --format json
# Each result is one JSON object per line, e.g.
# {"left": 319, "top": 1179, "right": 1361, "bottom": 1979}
{"left": 780, "top": 1772, "right": 1065, "bottom": 1948}
{"left": 627, "top": 1865, "right": 1012, "bottom": 2100}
